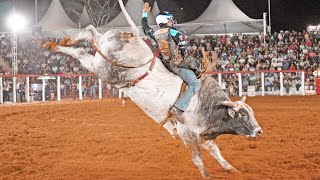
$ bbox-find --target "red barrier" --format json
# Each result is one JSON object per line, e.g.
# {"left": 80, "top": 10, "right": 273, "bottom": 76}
{"left": 0, "top": 70, "right": 305, "bottom": 78}
{"left": 204, "top": 70, "right": 304, "bottom": 75}
{"left": 0, "top": 73, "right": 95, "bottom": 78}
{"left": 316, "top": 78, "right": 320, "bottom": 95}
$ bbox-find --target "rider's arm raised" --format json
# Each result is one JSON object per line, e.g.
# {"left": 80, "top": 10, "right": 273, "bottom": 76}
{"left": 141, "top": 17, "right": 155, "bottom": 39}
{"left": 141, "top": 2, "right": 156, "bottom": 40}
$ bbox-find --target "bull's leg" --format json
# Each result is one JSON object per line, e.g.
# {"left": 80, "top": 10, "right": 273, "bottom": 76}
{"left": 179, "top": 131, "right": 209, "bottom": 177}
{"left": 202, "top": 140, "right": 240, "bottom": 173}
{"left": 61, "top": 25, "right": 101, "bottom": 46}
{"left": 55, "top": 46, "right": 96, "bottom": 73}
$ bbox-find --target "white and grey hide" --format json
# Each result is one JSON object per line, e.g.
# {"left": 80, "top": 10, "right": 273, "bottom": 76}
{"left": 47, "top": 0, "right": 263, "bottom": 177}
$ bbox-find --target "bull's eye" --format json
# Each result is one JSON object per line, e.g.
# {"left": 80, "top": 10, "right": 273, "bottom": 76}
{"left": 240, "top": 112, "right": 247, "bottom": 117}
{"left": 238, "top": 109, "right": 248, "bottom": 117}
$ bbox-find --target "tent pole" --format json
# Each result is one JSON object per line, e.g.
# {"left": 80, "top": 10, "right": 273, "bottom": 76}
{"left": 268, "top": 0, "right": 271, "bottom": 33}
{"left": 263, "top": 12, "right": 267, "bottom": 44}
{"left": 35, "top": 0, "right": 37, "bottom": 24}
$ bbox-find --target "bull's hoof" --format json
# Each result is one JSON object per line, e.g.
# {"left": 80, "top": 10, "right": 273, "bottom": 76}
{"left": 42, "top": 41, "right": 58, "bottom": 51}
{"left": 228, "top": 166, "right": 240, "bottom": 174}
{"left": 171, "top": 128, "right": 179, "bottom": 139}
{"left": 169, "top": 117, "right": 184, "bottom": 125}
{"left": 201, "top": 170, "right": 210, "bottom": 178}
{"left": 199, "top": 132, "right": 210, "bottom": 142}
{"left": 59, "top": 37, "right": 71, "bottom": 46}
{"left": 121, "top": 99, "right": 127, "bottom": 107}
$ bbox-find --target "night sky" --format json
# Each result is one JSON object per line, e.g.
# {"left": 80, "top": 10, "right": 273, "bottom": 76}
{"left": 0, "top": 0, "right": 320, "bottom": 32}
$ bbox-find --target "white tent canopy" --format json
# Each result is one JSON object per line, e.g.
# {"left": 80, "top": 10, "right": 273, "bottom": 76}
{"left": 178, "top": 0, "right": 263, "bottom": 34}
{"left": 79, "top": 5, "right": 92, "bottom": 28}
{"left": 37, "top": 0, "right": 77, "bottom": 31}
{"left": 189, "top": 0, "right": 253, "bottom": 23}
{"left": 103, "top": 0, "right": 157, "bottom": 28}
{"left": 151, "top": 1, "right": 160, "bottom": 18}
{"left": 38, "top": 0, "right": 263, "bottom": 36}
{"left": 177, "top": 21, "right": 263, "bottom": 35}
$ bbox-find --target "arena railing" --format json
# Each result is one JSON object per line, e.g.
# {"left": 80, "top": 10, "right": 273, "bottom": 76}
{"left": 204, "top": 70, "right": 308, "bottom": 97}
{"left": 0, "top": 73, "right": 120, "bottom": 104}
{"left": 0, "top": 70, "right": 313, "bottom": 104}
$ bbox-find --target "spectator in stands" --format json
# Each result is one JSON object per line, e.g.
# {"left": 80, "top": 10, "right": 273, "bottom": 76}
{"left": 3, "top": 80, "right": 10, "bottom": 102}
{"left": 60, "top": 82, "right": 66, "bottom": 97}
{"left": 83, "top": 81, "right": 90, "bottom": 97}
{"left": 273, "top": 77, "right": 280, "bottom": 91}
{"left": 284, "top": 77, "right": 291, "bottom": 94}
{"left": 90, "top": 80, "right": 98, "bottom": 98}
{"left": 264, "top": 78, "right": 272, "bottom": 92}
{"left": 49, "top": 81, "right": 56, "bottom": 100}
{"left": 0, "top": 65, "right": 4, "bottom": 74}
{"left": 71, "top": 82, "right": 77, "bottom": 100}
{"left": 242, "top": 77, "right": 249, "bottom": 92}
{"left": 18, "top": 81, "right": 26, "bottom": 102}
{"left": 228, "top": 82, "right": 235, "bottom": 96}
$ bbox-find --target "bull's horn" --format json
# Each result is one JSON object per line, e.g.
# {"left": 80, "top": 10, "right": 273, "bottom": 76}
{"left": 221, "top": 101, "right": 241, "bottom": 112}
{"left": 119, "top": 0, "right": 139, "bottom": 38}
{"left": 241, "top": 96, "right": 247, "bottom": 102}
{"left": 221, "top": 101, "right": 237, "bottom": 108}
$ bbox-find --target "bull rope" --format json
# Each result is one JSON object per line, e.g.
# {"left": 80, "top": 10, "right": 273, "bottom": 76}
{"left": 91, "top": 38, "right": 157, "bottom": 88}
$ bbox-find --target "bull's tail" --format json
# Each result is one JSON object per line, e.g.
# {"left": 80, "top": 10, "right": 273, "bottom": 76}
{"left": 118, "top": 0, "right": 139, "bottom": 37}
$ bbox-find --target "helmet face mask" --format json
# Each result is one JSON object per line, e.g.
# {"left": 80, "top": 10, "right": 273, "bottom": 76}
{"left": 156, "top": 11, "right": 177, "bottom": 27}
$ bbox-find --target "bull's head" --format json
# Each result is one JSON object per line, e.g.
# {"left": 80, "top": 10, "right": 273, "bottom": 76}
{"left": 221, "top": 97, "right": 263, "bottom": 137}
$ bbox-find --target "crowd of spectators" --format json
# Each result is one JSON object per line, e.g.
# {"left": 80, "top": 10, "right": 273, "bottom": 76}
{"left": 146, "top": 30, "right": 320, "bottom": 95}
{"left": 1, "top": 29, "right": 320, "bottom": 100}
{"left": 0, "top": 33, "right": 103, "bottom": 101}
{"left": 0, "top": 33, "right": 94, "bottom": 75}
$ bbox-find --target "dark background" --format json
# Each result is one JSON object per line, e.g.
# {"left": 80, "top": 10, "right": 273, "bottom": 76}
{"left": 0, "top": 0, "right": 320, "bottom": 32}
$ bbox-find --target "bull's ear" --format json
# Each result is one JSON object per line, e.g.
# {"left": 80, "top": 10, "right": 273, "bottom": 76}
{"left": 228, "top": 108, "right": 236, "bottom": 118}
{"left": 241, "top": 96, "right": 247, "bottom": 102}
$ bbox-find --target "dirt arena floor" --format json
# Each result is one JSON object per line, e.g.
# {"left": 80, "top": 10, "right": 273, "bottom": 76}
{"left": 0, "top": 96, "right": 319, "bottom": 179}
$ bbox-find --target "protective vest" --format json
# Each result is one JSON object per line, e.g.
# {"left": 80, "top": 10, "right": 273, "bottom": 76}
{"left": 154, "top": 27, "right": 183, "bottom": 65}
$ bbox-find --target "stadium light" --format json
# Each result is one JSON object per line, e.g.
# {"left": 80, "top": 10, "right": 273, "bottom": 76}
{"left": 7, "top": 13, "right": 27, "bottom": 32}
{"left": 6, "top": 12, "right": 27, "bottom": 76}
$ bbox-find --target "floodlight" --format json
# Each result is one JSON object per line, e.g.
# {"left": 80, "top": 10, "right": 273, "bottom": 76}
{"left": 7, "top": 13, "right": 27, "bottom": 32}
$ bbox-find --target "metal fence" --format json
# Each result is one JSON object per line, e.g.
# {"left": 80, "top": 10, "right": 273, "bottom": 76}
{"left": 0, "top": 70, "right": 315, "bottom": 104}
{"left": 0, "top": 74, "right": 119, "bottom": 104}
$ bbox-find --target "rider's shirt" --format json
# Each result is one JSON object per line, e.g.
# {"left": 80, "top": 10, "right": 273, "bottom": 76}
{"left": 142, "top": 16, "right": 186, "bottom": 75}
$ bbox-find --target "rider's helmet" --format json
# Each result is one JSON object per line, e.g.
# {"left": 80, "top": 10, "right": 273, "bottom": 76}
{"left": 156, "top": 11, "right": 177, "bottom": 27}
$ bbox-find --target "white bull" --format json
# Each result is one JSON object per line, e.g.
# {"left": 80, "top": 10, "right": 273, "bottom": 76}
{"left": 42, "top": 0, "right": 262, "bottom": 177}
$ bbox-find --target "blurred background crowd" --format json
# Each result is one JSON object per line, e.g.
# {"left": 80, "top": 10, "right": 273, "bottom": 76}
{"left": 1, "top": 29, "right": 319, "bottom": 101}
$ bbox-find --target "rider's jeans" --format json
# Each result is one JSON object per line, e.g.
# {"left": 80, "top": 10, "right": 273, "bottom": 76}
{"left": 174, "top": 68, "right": 200, "bottom": 111}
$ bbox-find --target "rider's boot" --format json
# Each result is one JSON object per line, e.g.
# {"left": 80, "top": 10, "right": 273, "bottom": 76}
{"left": 169, "top": 106, "right": 184, "bottom": 124}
